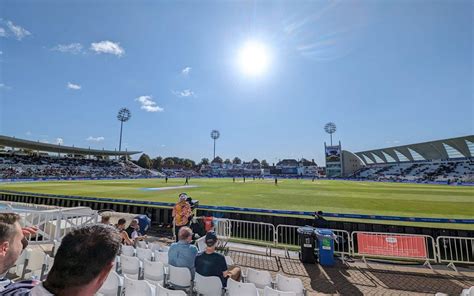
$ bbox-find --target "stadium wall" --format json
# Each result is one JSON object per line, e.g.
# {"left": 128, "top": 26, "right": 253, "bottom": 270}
{"left": 1, "top": 191, "right": 472, "bottom": 239}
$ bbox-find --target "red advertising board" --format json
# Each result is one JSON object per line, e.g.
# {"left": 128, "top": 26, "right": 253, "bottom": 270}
{"left": 357, "top": 233, "right": 427, "bottom": 259}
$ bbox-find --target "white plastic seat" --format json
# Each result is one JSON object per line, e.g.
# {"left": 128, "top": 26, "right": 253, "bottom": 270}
{"left": 275, "top": 274, "right": 305, "bottom": 296}
{"left": 225, "top": 256, "right": 234, "bottom": 266}
{"left": 98, "top": 270, "right": 123, "bottom": 296}
{"left": 136, "top": 247, "right": 153, "bottom": 261}
{"left": 227, "top": 277, "right": 258, "bottom": 296}
{"left": 123, "top": 275, "right": 154, "bottom": 296}
{"left": 155, "top": 283, "right": 187, "bottom": 296}
{"left": 11, "top": 249, "right": 28, "bottom": 276}
{"left": 42, "top": 255, "right": 54, "bottom": 280}
{"left": 137, "top": 240, "right": 148, "bottom": 249}
{"left": 143, "top": 259, "right": 165, "bottom": 286}
{"left": 461, "top": 286, "right": 474, "bottom": 296}
{"left": 194, "top": 273, "right": 223, "bottom": 296}
{"left": 149, "top": 242, "right": 162, "bottom": 252}
{"left": 160, "top": 245, "right": 170, "bottom": 252}
{"left": 196, "top": 236, "right": 206, "bottom": 252}
{"left": 120, "top": 255, "right": 141, "bottom": 279}
{"left": 121, "top": 245, "right": 135, "bottom": 256}
{"left": 154, "top": 251, "right": 169, "bottom": 266}
{"left": 264, "top": 286, "right": 297, "bottom": 296}
{"left": 246, "top": 268, "right": 273, "bottom": 289}
{"left": 168, "top": 265, "right": 192, "bottom": 290}
{"left": 22, "top": 248, "right": 47, "bottom": 280}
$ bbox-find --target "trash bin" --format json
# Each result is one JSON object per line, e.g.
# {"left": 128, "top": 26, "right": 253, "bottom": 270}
{"left": 297, "top": 226, "right": 316, "bottom": 263}
{"left": 315, "top": 228, "right": 336, "bottom": 266}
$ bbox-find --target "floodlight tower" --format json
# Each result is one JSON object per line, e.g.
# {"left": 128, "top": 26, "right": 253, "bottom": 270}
{"left": 324, "top": 122, "right": 337, "bottom": 146}
{"left": 210, "top": 130, "right": 220, "bottom": 160}
{"left": 117, "top": 108, "right": 132, "bottom": 152}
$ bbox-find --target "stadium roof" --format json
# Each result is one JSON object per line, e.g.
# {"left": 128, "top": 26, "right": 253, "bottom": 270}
{"left": 355, "top": 135, "right": 474, "bottom": 165}
{"left": 0, "top": 135, "right": 141, "bottom": 156}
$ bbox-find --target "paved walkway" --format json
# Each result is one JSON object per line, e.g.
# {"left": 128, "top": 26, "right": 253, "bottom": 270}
{"left": 226, "top": 243, "right": 474, "bottom": 295}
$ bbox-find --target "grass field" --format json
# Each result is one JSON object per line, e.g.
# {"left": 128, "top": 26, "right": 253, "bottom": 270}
{"left": 1, "top": 178, "right": 473, "bottom": 229}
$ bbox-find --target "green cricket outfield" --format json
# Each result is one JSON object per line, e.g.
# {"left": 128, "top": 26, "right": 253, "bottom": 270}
{"left": 1, "top": 178, "right": 473, "bottom": 229}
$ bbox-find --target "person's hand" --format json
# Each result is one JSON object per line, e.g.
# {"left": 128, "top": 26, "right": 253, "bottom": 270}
{"left": 223, "top": 271, "right": 230, "bottom": 278}
{"left": 22, "top": 226, "right": 38, "bottom": 236}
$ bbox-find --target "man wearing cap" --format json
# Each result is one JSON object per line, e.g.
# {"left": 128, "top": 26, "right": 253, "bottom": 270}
{"left": 172, "top": 193, "right": 192, "bottom": 242}
{"left": 195, "top": 232, "right": 241, "bottom": 287}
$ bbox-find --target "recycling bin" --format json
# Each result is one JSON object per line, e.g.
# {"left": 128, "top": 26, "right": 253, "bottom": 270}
{"left": 297, "top": 226, "right": 316, "bottom": 263}
{"left": 315, "top": 228, "right": 336, "bottom": 266}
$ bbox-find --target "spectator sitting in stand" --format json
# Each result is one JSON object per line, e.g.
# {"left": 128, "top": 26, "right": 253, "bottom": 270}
{"left": 168, "top": 227, "right": 198, "bottom": 279}
{"left": 115, "top": 218, "right": 133, "bottom": 245}
{"left": 195, "top": 232, "right": 241, "bottom": 287}
{"left": 125, "top": 219, "right": 146, "bottom": 242}
{"left": 0, "top": 213, "right": 39, "bottom": 293}
{"left": 29, "top": 224, "right": 121, "bottom": 296}
{"left": 100, "top": 215, "right": 112, "bottom": 225}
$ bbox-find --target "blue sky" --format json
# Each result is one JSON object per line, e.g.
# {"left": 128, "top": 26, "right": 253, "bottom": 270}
{"left": 0, "top": 0, "right": 472, "bottom": 165}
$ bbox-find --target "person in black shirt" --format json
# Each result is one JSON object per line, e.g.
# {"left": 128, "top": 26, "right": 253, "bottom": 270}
{"left": 313, "top": 210, "right": 329, "bottom": 229}
{"left": 194, "top": 232, "right": 241, "bottom": 287}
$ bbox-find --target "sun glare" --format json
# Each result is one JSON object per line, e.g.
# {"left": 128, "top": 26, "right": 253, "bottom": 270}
{"left": 238, "top": 41, "right": 270, "bottom": 76}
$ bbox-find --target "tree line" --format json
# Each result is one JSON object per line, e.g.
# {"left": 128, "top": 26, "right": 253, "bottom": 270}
{"left": 135, "top": 154, "right": 270, "bottom": 170}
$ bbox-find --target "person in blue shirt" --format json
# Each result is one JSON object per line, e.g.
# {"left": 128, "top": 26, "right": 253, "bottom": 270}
{"left": 195, "top": 232, "right": 241, "bottom": 287}
{"left": 168, "top": 227, "right": 198, "bottom": 279}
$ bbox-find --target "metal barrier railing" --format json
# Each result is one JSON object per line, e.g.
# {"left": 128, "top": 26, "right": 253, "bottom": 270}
{"left": 351, "top": 231, "right": 437, "bottom": 267}
{"left": 227, "top": 219, "right": 276, "bottom": 246}
{"left": 10, "top": 205, "right": 99, "bottom": 244}
{"left": 436, "top": 236, "right": 474, "bottom": 271}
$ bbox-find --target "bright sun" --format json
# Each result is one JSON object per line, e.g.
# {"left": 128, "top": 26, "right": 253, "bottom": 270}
{"left": 238, "top": 41, "right": 269, "bottom": 76}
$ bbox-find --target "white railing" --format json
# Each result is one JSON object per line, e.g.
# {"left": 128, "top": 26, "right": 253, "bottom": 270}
{"left": 2, "top": 202, "right": 99, "bottom": 244}
{"left": 436, "top": 236, "right": 474, "bottom": 270}
{"left": 351, "top": 231, "right": 437, "bottom": 267}
{"left": 227, "top": 219, "right": 276, "bottom": 246}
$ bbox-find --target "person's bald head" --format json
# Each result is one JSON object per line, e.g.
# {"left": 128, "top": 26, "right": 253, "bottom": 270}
{"left": 178, "top": 227, "right": 192, "bottom": 242}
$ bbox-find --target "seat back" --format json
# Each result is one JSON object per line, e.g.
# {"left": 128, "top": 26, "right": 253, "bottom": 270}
{"left": 275, "top": 274, "right": 304, "bottom": 296}
{"left": 137, "top": 240, "right": 147, "bottom": 249}
{"left": 264, "top": 286, "right": 297, "bottom": 296}
{"left": 246, "top": 268, "right": 272, "bottom": 289}
{"left": 194, "top": 273, "right": 223, "bottom": 296}
{"left": 120, "top": 255, "right": 140, "bottom": 276}
{"left": 22, "top": 249, "right": 46, "bottom": 279}
{"left": 143, "top": 259, "right": 165, "bottom": 282}
{"left": 154, "top": 251, "right": 169, "bottom": 266}
{"left": 196, "top": 237, "right": 206, "bottom": 252}
{"left": 168, "top": 265, "right": 192, "bottom": 288}
{"left": 136, "top": 248, "right": 153, "bottom": 261}
{"left": 121, "top": 245, "right": 135, "bottom": 256}
{"left": 227, "top": 278, "right": 258, "bottom": 296}
{"left": 124, "top": 275, "right": 154, "bottom": 296}
{"left": 224, "top": 256, "right": 234, "bottom": 266}
{"left": 149, "top": 242, "right": 162, "bottom": 252}
{"left": 155, "top": 283, "right": 187, "bottom": 296}
{"left": 98, "top": 270, "right": 123, "bottom": 296}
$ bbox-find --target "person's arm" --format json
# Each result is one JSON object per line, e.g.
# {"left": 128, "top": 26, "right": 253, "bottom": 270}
{"left": 121, "top": 231, "right": 134, "bottom": 245}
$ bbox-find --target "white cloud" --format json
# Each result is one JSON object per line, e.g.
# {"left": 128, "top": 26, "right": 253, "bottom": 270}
{"left": 86, "top": 136, "right": 105, "bottom": 142}
{"left": 172, "top": 89, "right": 195, "bottom": 98}
{"left": 181, "top": 67, "right": 192, "bottom": 75}
{"left": 135, "top": 95, "right": 164, "bottom": 112}
{"left": 67, "top": 82, "right": 81, "bottom": 90}
{"left": 0, "top": 27, "right": 5, "bottom": 37}
{"left": 51, "top": 43, "right": 83, "bottom": 54}
{"left": 55, "top": 138, "right": 64, "bottom": 145}
{"left": 6, "top": 21, "right": 31, "bottom": 40}
{"left": 0, "top": 83, "right": 11, "bottom": 90}
{"left": 90, "top": 41, "right": 125, "bottom": 57}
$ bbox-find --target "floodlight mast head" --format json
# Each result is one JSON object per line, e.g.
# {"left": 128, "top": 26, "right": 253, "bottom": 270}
{"left": 324, "top": 122, "right": 337, "bottom": 146}
{"left": 117, "top": 108, "right": 132, "bottom": 153}
{"left": 210, "top": 130, "right": 220, "bottom": 160}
